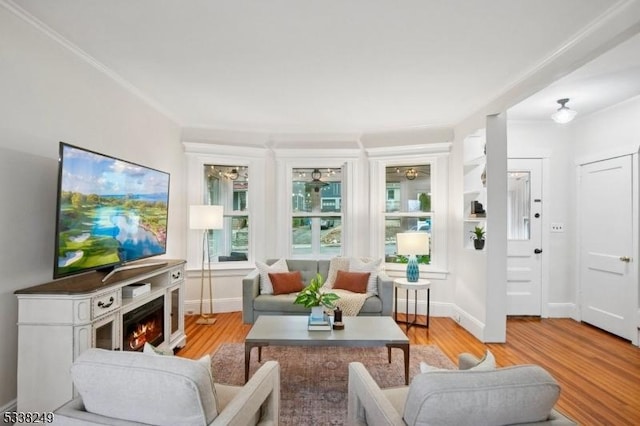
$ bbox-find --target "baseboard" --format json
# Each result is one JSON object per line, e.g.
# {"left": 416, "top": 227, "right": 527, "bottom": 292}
{"left": 185, "top": 297, "right": 242, "bottom": 315}
{"left": 451, "top": 305, "right": 485, "bottom": 342}
{"left": 547, "top": 302, "right": 578, "bottom": 320}
{"left": 1, "top": 399, "right": 17, "bottom": 422}
{"left": 393, "top": 299, "right": 454, "bottom": 318}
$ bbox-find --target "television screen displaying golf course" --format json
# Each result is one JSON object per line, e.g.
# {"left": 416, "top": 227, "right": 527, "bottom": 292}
{"left": 54, "top": 143, "right": 170, "bottom": 278}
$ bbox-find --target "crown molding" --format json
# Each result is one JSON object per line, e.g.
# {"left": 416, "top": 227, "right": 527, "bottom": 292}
{"left": 365, "top": 142, "right": 452, "bottom": 158}
{"left": 0, "top": 0, "right": 180, "bottom": 125}
{"left": 182, "top": 141, "right": 267, "bottom": 158}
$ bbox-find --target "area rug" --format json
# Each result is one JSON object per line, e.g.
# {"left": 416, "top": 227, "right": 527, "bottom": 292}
{"left": 211, "top": 344, "right": 455, "bottom": 425}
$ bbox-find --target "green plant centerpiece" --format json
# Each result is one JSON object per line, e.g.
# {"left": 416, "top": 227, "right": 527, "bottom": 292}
{"left": 294, "top": 273, "right": 340, "bottom": 318}
{"left": 470, "top": 226, "right": 486, "bottom": 250}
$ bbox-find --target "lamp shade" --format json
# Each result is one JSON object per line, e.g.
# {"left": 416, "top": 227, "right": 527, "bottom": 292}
{"left": 396, "top": 232, "right": 430, "bottom": 255}
{"left": 189, "top": 205, "right": 224, "bottom": 230}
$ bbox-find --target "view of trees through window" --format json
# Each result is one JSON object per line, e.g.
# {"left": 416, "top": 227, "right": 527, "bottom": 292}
{"left": 204, "top": 164, "right": 249, "bottom": 262}
{"left": 385, "top": 165, "right": 432, "bottom": 265}
{"left": 291, "top": 167, "right": 342, "bottom": 257}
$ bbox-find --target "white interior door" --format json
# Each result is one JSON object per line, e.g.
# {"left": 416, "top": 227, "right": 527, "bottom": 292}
{"left": 580, "top": 156, "right": 635, "bottom": 340}
{"left": 507, "top": 159, "right": 543, "bottom": 315}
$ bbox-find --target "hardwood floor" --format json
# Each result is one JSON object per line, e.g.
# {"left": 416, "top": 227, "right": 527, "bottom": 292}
{"left": 176, "top": 313, "right": 640, "bottom": 425}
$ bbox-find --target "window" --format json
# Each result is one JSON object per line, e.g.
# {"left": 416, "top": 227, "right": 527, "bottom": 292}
{"left": 384, "top": 165, "right": 432, "bottom": 265}
{"left": 291, "top": 167, "right": 342, "bottom": 257}
{"left": 204, "top": 164, "right": 249, "bottom": 262}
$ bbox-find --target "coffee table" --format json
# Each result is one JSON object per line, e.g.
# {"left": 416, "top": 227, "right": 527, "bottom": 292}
{"left": 244, "top": 315, "right": 410, "bottom": 384}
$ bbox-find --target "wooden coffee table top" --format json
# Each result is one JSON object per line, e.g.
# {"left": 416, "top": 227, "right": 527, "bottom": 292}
{"left": 245, "top": 315, "right": 409, "bottom": 347}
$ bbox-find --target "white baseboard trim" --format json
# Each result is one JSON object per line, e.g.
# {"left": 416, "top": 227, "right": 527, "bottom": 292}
{"left": 547, "top": 302, "right": 578, "bottom": 320}
{"left": 393, "top": 300, "right": 454, "bottom": 318}
{"left": 185, "top": 297, "right": 242, "bottom": 315}
{"left": 1, "top": 398, "right": 17, "bottom": 418}
{"left": 452, "top": 305, "right": 486, "bottom": 342}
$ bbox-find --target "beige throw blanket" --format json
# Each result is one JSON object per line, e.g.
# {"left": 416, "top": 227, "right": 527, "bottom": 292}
{"left": 331, "top": 289, "right": 370, "bottom": 316}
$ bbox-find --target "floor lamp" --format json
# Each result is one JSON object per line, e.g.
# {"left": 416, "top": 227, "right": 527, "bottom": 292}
{"left": 396, "top": 232, "right": 430, "bottom": 282}
{"left": 189, "top": 205, "right": 224, "bottom": 325}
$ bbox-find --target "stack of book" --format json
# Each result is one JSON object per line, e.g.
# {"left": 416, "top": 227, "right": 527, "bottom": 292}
{"left": 307, "top": 313, "right": 332, "bottom": 331}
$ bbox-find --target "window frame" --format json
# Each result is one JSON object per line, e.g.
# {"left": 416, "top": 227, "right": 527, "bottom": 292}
{"left": 185, "top": 143, "right": 265, "bottom": 270}
{"left": 368, "top": 145, "right": 450, "bottom": 275}
{"left": 275, "top": 153, "right": 360, "bottom": 259}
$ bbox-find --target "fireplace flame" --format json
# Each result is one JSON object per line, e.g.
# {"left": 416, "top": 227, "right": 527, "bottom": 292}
{"left": 128, "top": 320, "right": 159, "bottom": 350}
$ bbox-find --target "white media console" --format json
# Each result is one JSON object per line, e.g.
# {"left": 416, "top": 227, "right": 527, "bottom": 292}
{"left": 15, "top": 259, "right": 186, "bottom": 412}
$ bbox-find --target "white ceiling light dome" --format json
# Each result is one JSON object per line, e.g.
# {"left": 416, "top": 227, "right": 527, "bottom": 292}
{"left": 551, "top": 98, "right": 578, "bottom": 124}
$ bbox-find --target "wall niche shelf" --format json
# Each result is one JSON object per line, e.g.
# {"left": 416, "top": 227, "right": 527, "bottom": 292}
{"left": 463, "top": 132, "right": 487, "bottom": 250}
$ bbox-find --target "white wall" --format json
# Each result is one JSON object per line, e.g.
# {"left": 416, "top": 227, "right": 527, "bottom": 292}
{"left": 0, "top": 7, "right": 183, "bottom": 410}
{"left": 450, "top": 126, "right": 490, "bottom": 340}
{"left": 573, "top": 95, "right": 640, "bottom": 159}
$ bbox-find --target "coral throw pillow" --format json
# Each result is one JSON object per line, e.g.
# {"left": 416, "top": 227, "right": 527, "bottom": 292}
{"left": 269, "top": 271, "right": 304, "bottom": 295}
{"left": 332, "top": 270, "right": 370, "bottom": 294}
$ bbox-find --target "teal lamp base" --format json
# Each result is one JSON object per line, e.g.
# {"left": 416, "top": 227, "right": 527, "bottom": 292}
{"left": 406, "top": 255, "right": 419, "bottom": 282}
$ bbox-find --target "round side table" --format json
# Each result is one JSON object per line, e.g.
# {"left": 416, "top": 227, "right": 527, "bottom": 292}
{"left": 394, "top": 278, "right": 431, "bottom": 332}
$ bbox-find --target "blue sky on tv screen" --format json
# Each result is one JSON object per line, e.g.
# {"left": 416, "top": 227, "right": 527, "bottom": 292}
{"left": 62, "top": 145, "right": 169, "bottom": 198}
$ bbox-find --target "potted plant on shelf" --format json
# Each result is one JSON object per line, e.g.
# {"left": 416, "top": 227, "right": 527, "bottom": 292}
{"left": 471, "top": 226, "right": 486, "bottom": 250}
{"left": 293, "top": 273, "right": 340, "bottom": 319}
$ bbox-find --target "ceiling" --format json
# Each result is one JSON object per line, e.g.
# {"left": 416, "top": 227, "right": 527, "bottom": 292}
{"left": 509, "top": 32, "right": 640, "bottom": 121}
{"left": 7, "top": 0, "right": 640, "bottom": 135}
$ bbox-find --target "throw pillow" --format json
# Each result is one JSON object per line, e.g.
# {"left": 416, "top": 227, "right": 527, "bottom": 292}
{"left": 144, "top": 342, "right": 215, "bottom": 379}
{"left": 332, "top": 270, "right": 370, "bottom": 293}
{"left": 256, "top": 258, "right": 289, "bottom": 295}
{"left": 324, "top": 257, "right": 350, "bottom": 289}
{"left": 269, "top": 271, "right": 304, "bottom": 295}
{"left": 419, "top": 361, "right": 448, "bottom": 373}
{"left": 349, "top": 257, "right": 382, "bottom": 294}
{"left": 420, "top": 349, "right": 496, "bottom": 373}
{"left": 143, "top": 342, "right": 173, "bottom": 356}
{"left": 469, "top": 349, "right": 496, "bottom": 371}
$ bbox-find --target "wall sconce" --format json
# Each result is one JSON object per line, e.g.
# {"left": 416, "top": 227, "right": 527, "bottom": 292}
{"left": 551, "top": 98, "right": 577, "bottom": 124}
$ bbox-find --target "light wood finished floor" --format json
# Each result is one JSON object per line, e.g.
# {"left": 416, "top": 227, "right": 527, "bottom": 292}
{"left": 176, "top": 313, "right": 640, "bottom": 425}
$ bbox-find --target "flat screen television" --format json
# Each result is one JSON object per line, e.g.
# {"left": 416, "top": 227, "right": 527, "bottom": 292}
{"left": 54, "top": 142, "right": 170, "bottom": 279}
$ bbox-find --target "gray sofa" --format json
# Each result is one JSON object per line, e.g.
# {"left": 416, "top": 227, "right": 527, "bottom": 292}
{"left": 243, "top": 259, "right": 393, "bottom": 324}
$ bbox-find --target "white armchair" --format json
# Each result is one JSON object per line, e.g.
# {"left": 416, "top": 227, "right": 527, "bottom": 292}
{"left": 347, "top": 354, "right": 576, "bottom": 426}
{"left": 53, "top": 348, "right": 279, "bottom": 426}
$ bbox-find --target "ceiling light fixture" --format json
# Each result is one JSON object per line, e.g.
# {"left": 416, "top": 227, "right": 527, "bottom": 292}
{"left": 307, "top": 168, "right": 329, "bottom": 192}
{"left": 226, "top": 168, "right": 239, "bottom": 180}
{"left": 551, "top": 98, "right": 577, "bottom": 124}
{"left": 405, "top": 168, "right": 418, "bottom": 180}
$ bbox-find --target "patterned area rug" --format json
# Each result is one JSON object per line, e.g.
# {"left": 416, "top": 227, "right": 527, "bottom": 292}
{"left": 211, "top": 343, "right": 455, "bottom": 425}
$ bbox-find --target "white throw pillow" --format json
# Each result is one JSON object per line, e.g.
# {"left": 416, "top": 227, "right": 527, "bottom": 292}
{"left": 469, "top": 349, "right": 496, "bottom": 371}
{"left": 144, "top": 342, "right": 214, "bottom": 380}
{"left": 419, "top": 361, "right": 448, "bottom": 373}
{"left": 143, "top": 342, "right": 173, "bottom": 356}
{"left": 256, "top": 258, "right": 289, "bottom": 295}
{"left": 349, "top": 257, "right": 381, "bottom": 295}
{"left": 324, "top": 257, "right": 351, "bottom": 289}
{"left": 420, "top": 349, "right": 496, "bottom": 374}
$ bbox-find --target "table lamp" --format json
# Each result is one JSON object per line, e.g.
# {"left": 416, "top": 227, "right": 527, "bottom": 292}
{"left": 189, "top": 205, "right": 224, "bottom": 325}
{"left": 396, "top": 232, "right": 430, "bottom": 282}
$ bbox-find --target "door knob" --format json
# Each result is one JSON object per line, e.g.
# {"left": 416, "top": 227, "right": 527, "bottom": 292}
{"left": 534, "top": 248, "right": 543, "bottom": 254}
{"left": 620, "top": 256, "right": 631, "bottom": 263}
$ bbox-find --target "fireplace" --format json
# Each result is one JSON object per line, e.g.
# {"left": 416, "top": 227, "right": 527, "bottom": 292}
{"left": 122, "top": 296, "right": 164, "bottom": 351}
